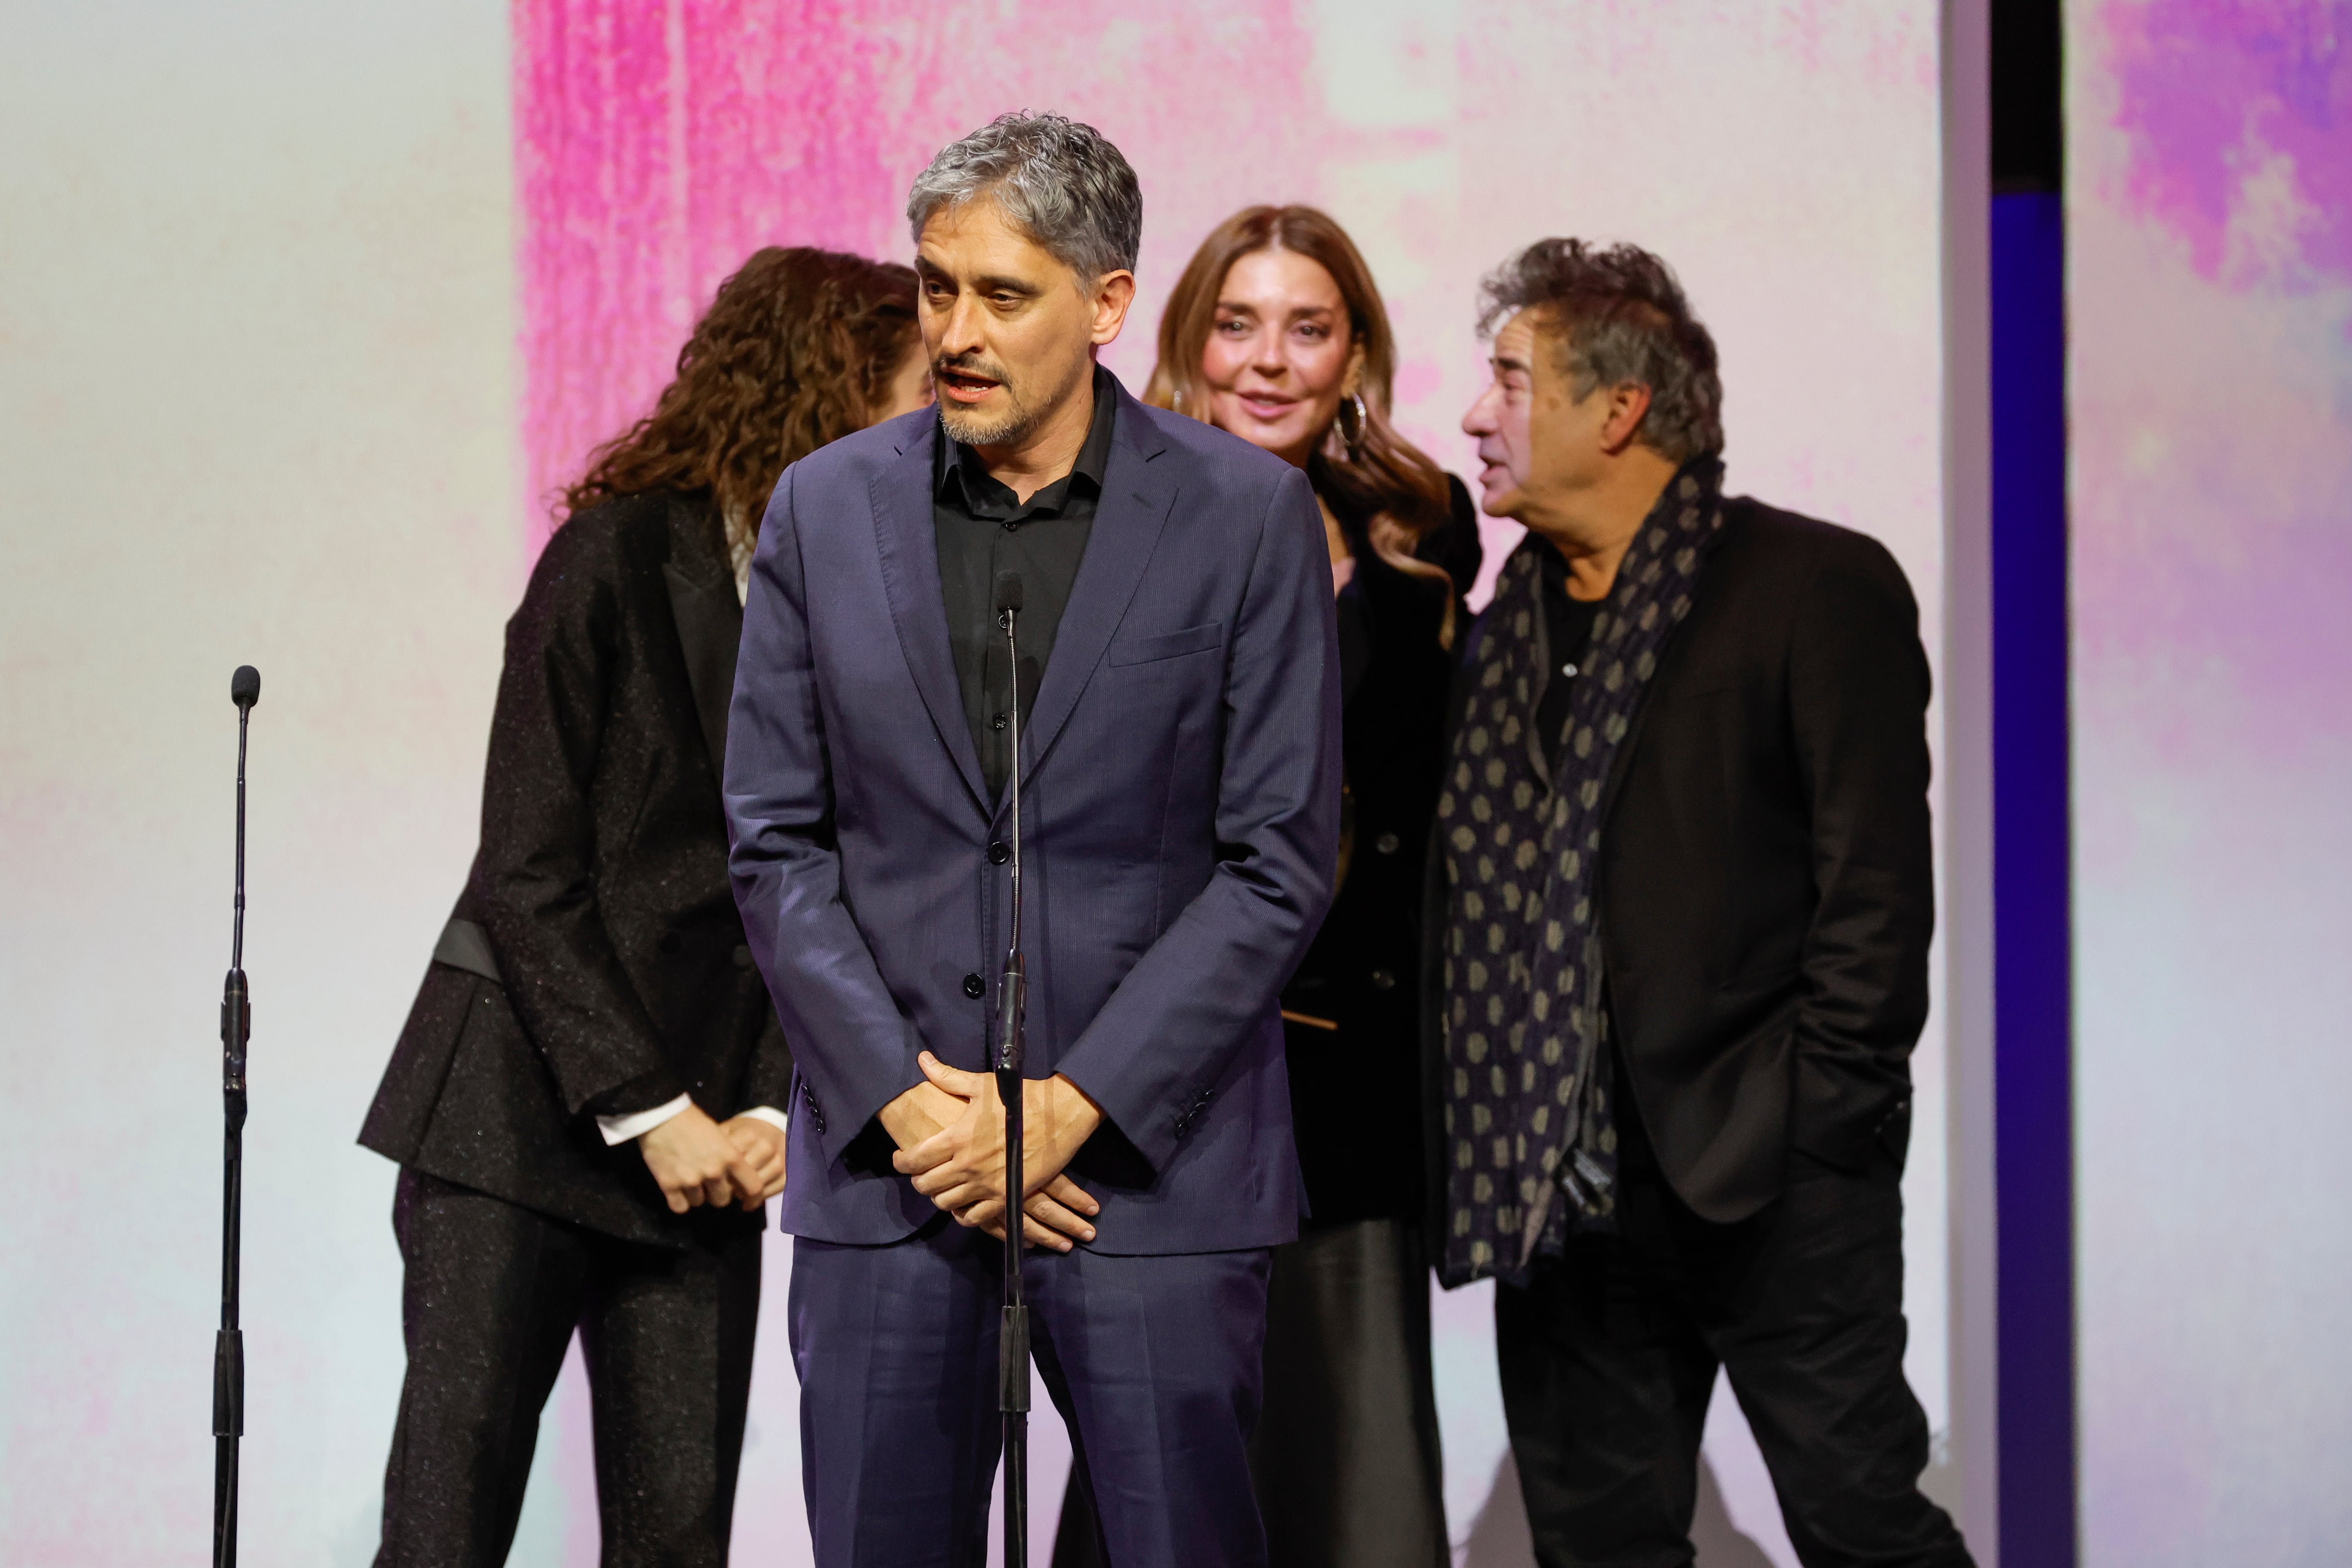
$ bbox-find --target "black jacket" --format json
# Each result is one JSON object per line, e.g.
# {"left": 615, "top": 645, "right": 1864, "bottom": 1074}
{"left": 361, "top": 492, "right": 793, "bottom": 1245}
{"left": 1425, "top": 497, "right": 1933, "bottom": 1227}
{"left": 1282, "top": 478, "right": 1480, "bottom": 1226}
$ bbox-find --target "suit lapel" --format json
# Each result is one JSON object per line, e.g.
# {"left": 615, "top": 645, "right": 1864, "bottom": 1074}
{"left": 871, "top": 423, "right": 990, "bottom": 810}
{"left": 660, "top": 495, "right": 743, "bottom": 786}
{"left": 1594, "top": 505, "right": 1741, "bottom": 829}
{"left": 1011, "top": 390, "right": 1176, "bottom": 807}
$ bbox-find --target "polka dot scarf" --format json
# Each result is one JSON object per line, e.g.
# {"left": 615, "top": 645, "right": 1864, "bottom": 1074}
{"left": 1436, "top": 458, "right": 1725, "bottom": 1287}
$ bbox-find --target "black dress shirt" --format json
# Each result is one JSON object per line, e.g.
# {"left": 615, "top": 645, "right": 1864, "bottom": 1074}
{"left": 1536, "top": 542, "right": 1604, "bottom": 768}
{"left": 933, "top": 365, "right": 1117, "bottom": 799}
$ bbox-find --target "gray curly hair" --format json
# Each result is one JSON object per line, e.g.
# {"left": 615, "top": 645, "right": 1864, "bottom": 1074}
{"left": 1478, "top": 239, "right": 1725, "bottom": 462}
{"left": 907, "top": 112, "right": 1143, "bottom": 282}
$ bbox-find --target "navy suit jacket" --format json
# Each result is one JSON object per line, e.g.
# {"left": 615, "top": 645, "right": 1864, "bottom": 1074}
{"left": 724, "top": 378, "right": 1342, "bottom": 1254}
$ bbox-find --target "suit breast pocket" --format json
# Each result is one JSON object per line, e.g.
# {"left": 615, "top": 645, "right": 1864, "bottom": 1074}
{"left": 1108, "top": 621, "right": 1224, "bottom": 667}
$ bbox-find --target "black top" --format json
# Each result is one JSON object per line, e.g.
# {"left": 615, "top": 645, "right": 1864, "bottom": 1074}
{"left": 1425, "top": 497, "right": 1935, "bottom": 1230}
{"left": 1535, "top": 542, "right": 1605, "bottom": 765}
{"left": 361, "top": 492, "right": 792, "bottom": 1246}
{"left": 1279, "top": 474, "right": 1482, "bottom": 1226}
{"left": 933, "top": 365, "right": 1117, "bottom": 799}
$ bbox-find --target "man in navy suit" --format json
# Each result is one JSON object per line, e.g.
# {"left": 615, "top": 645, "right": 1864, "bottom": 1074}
{"left": 723, "top": 113, "right": 1341, "bottom": 1567}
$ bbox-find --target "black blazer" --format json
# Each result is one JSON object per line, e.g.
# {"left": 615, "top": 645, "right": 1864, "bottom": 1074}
{"left": 362, "top": 492, "right": 793, "bottom": 1245}
{"left": 1281, "top": 478, "right": 1480, "bottom": 1226}
{"left": 1425, "top": 497, "right": 1933, "bottom": 1227}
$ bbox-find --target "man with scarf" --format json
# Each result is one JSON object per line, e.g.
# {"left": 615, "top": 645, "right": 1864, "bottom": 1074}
{"left": 1430, "top": 239, "right": 1972, "bottom": 1568}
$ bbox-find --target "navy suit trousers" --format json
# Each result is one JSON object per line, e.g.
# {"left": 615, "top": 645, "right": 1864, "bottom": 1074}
{"left": 789, "top": 1221, "right": 1273, "bottom": 1567}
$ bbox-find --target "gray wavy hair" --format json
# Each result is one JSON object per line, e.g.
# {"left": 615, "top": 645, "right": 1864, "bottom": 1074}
{"left": 1478, "top": 239, "right": 1725, "bottom": 462}
{"left": 907, "top": 112, "right": 1143, "bottom": 281}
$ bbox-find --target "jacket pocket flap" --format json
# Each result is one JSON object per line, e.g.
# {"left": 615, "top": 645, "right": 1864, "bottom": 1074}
{"left": 1108, "top": 621, "right": 1224, "bottom": 667}
{"left": 432, "top": 917, "right": 504, "bottom": 986}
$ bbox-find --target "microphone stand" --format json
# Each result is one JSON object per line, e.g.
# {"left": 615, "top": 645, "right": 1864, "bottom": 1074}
{"left": 215, "top": 667, "right": 258, "bottom": 1568}
{"left": 994, "top": 599, "right": 1030, "bottom": 1566}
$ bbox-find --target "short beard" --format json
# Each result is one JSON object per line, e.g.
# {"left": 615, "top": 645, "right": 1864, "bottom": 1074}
{"left": 938, "top": 391, "right": 1041, "bottom": 450}
{"left": 933, "top": 350, "right": 1038, "bottom": 448}
{"left": 934, "top": 351, "right": 1087, "bottom": 450}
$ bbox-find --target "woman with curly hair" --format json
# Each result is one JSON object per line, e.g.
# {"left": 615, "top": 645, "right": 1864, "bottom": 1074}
{"left": 360, "top": 246, "right": 927, "bottom": 1568}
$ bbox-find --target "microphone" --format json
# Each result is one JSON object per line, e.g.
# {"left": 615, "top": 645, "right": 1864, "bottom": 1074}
{"left": 994, "top": 573, "right": 1039, "bottom": 717}
{"left": 230, "top": 666, "right": 260, "bottom": 710}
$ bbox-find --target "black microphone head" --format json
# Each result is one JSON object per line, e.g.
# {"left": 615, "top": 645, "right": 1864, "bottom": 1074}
{"left": 230, "top": 665, "right": 261, "bottom": 708}
{"left": 993, "top": 571, "right": 1025, "bottom": 614}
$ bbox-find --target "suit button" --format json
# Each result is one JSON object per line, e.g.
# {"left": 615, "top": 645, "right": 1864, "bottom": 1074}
{"left": 1369, "top": 968, "right": 1396, "bottom": 991}
{"left": 988, "top": 841, "right": 1010, "bottom": 865}
{"left": 1374, "top": 832, "right": 1400, "bottom": 855}
{"left": 992, "top": 713, "right": 1009, "bottom": 731}
{"left": 963, "top": 973, "right": 985, "bottom": 999}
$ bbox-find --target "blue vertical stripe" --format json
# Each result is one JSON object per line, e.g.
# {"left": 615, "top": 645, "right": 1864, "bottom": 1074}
{"left": 1991, "top": 188, "right": 2076, "bottom": 1568}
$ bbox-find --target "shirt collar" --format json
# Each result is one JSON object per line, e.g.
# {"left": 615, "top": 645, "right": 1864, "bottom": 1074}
{"left": 934, "top": 364, "right": 1118, "bottom": 515}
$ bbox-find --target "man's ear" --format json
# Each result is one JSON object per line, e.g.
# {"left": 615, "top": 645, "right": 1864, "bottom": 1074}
{"left": 1598, "top": 382, "right": 1654, "bottom": 454}
{"left": 1090, "top": 270, "right": 1138, "bottom": 347}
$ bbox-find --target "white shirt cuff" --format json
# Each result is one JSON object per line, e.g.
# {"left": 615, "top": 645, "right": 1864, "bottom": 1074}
{"left": 596, "top": 1093, "right": 693, "bottom": 1146}
{"left": 740, "top": 1106, "right": 790, "bottom": 1136}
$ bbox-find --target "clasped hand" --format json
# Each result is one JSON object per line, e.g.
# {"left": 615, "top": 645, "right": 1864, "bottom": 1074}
{"left": 883, "top": 1052, "right": 1104, "bottom": 1251}
{"left": 637, "top": 1103, "right": 789, "bottom": 1215}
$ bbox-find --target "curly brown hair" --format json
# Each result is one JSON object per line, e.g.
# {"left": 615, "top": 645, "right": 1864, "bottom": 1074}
{"left": 563, "top": 246, "right": 919, "bottom": 556}
{"left": 1147, "top": 206, "right": 1460, "bottom": 643}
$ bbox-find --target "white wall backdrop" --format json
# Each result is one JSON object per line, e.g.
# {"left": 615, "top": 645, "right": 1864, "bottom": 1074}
{"left": 0, "top": 0, "right": 521, "bottom": 1559}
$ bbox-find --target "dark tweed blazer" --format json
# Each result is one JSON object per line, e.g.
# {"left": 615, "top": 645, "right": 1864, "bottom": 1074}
{"left": 361, "top": 491, "right": 793, "bottom": 1245}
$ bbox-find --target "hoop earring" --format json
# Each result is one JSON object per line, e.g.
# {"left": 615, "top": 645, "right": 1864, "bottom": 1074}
{"left": 1338, "top": 393, "right": 1367, "bottom": 460}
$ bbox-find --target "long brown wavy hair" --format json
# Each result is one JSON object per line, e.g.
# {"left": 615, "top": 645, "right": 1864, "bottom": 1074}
{"left": 563, "top": 246, "right": 919, "bottom": 558}
{"left": 1147, "top": 206, "right": 1457, "bottom": 643}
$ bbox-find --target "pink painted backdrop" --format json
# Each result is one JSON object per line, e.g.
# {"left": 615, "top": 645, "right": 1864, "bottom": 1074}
{"left": 514, "top": 0, "right": 1330, "bottom": 534}
{"left": 2072, "top": 4, "right": 2352, "bottom": 1563}
{"left": 510, "top": 2, "right": 1947, "bottom": 599}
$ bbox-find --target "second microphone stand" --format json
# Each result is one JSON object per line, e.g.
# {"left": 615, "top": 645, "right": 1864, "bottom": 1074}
{"left": 993, "top": 587, "right": 1031, "bottom": 1565}
{"left": 215, "top": 665, "right": 260, "bottom": 1568}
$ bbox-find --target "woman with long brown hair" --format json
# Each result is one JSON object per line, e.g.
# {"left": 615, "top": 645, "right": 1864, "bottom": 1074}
{"left": 360, "top": 246, "right": 927, "bottom": 1568}
{"left": 1055, "top": 208, "right": 1475, "bottom": 1568}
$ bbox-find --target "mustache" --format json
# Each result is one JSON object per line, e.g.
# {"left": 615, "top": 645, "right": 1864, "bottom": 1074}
{"left": 931, "top": 351, "right": 1011, "bottom": 384}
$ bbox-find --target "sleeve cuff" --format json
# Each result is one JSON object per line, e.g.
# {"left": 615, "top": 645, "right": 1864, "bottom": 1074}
{"left": 584, "top": 1062, "right": 689, "bottom": 1120}
{"left": 740, "top": 1105, "right": 790, "bottom": 1136}
{"left": 596, "top": 1093, "right": 692, "bottom": 1146}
